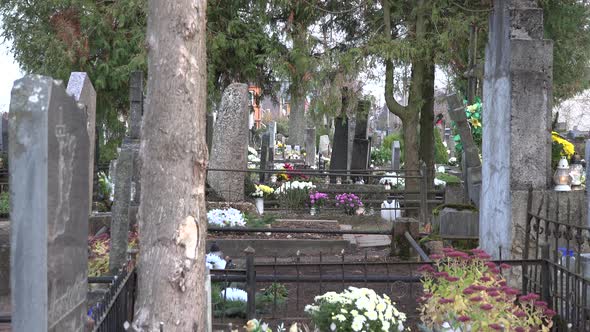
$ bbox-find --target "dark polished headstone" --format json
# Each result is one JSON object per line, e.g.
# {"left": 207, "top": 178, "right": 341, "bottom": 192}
{"left": 330, "top": 116, "right": 348, "bottom": 182}
{"left": 9, "top": 75, "right": 89, "bottom": 331}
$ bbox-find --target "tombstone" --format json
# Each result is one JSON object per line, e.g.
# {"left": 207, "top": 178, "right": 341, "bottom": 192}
{"left": 268, "top": 121, "right": 277, "bottom": 150}
{"left": 109, "top": 72, "right": 143, "bottom": 272}
{"left": 392, "top": 141, "right": 401, "bottom": 170}
{"left": 480, "top": 0, "right": 553, "bottom": 259}
{"left": 128, "top": 71, "right": 143, "bottom": 140}
{"left": 351, "top": 101, "right": 371, "bottom": 174}
{"left": 9, "top": 75, "right": 89, "bottom": 331}
{"left": 304, "top": 128, "right": 316, "bottom": 167}
{"left": 208, "top": 83, "right": 249, "bottom": 201}
{"left": 66, "top": 72, "right": 96, "bottom": 214}
{"left": 319, "top": 135, "right": 330, "bottom": 157}
{"left": 109, "top": 143, "right": 134, "bottom": 273}
{"left": 447, "top": 94, "right": 482, "bottom": 207}
{"left": 0, "top": 220, "right": 8, "bottom": 312}
{"left": 0, "top": 115, "right": 7, "bottom": 153}
{"left": 330, "top": 116, "right": 349, "bottom": 180}
{"left": 206, "top": 113, "right": 214, "bottom": 152}
{"left": 259, "top": 133, "right": 270, "bottom": 182}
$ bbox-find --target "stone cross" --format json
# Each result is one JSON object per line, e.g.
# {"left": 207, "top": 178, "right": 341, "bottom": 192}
{"left": 392, "top": 141, "right": 401, "bottom": 170}
{"left": 447, "top": 93, "right": 482, "bottom": 207}
{"left": 66, "top": 72, "right": 96, "bottom": 214}
{"left": 305, "top": 128, "right": 316, "bottom": 167}
{"left": 480, "top": 0, "right": 553, "bottom": 259}
{"left": 208, "top": 83, "right": 249, "bottom": 201}
{"left": 10, "top": 75, "right": 89, "bottom": 331}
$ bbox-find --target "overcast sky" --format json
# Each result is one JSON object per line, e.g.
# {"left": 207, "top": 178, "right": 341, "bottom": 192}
{"left": 0, "top": 35, "right": 23, "bottom": 113}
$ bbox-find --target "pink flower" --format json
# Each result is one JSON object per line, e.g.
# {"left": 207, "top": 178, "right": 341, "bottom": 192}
{"left": 514, "top": 310, "right": 526, "bottom": 318}
{"left": 430, "top": 254, "right": 443, "bottom": 260}
{"left": 544, "top": 309, "right": 556, "bottom": 317}
{"left": 480, "top": 303, "right": 494, "bottom": 311}
{"left": 434, "top": 272, "right": 449, "bottom": 278}
{"left": 457, "top": 316, "right": 470, "bottom": 322}
{"left": 463, "top": 288, "right": 475, "bottom": 295}
{"left": 534, "top": 300, "right": 548, "bottom": 308}
{"left": 417, "top": 265, "right": 435, "bottom": 273}
{"left": 515, "top": 327, "right": 525, "bottom": 332}
{"left": 479, "top": 276, "right": 492, "bottom": 282}
{"left": 500, "top": 263, "right": 511, "bottom": 269}
{"left": 445, "top": 276, "right": 460, "bottom": 282}
{"left": 487, "top": 291, "right": 500, "bottom": 297}
{"left": 489, "top": 323, "right": 502, "bottom": 330}
{"left": 471, "top": 285, "right": 486, "bottom": 291}
{"left": 439, "top": 298, "right": 454, "bottom": 304}
{"left": 485, "top": 262, "right": 497, "bottom": 269}
{"left": 442, "top": 247, "right": 455, "bottom": 253}
{"left": 469, "top": 296, "right": 483, "bottom": 302}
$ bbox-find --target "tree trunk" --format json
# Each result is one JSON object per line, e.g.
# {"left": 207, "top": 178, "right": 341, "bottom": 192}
{"left": 288, "top": 83, "right": 306, "bottom": 147}
{"left": 133, "top": 1, "right": 208, "bottom": 331}
{"left": 287, "top": 28, "right": 308, "bottom": 147}
{"left": 419, "top": 60, "right": 435, "bottom": 188}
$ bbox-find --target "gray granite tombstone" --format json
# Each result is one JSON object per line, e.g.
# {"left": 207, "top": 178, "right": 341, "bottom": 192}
{"left": 259, "top": 133, "right": 269, "bottom": 182}
{"left": 208, "top": 83, "right": 249, "bottom": 201}
{"left": 9, "top": 75, "right": 89, "bottom": 331}
{"left": 480, "top": 0, "right": 553, "bottom": 259}
{"left": 330, "top": 116, "right": 349, "bottom": 181}
{"left": 319, "top": 135, "right": 330, "bottom": 157}
{"left": 447, "top": 94, "right": 481, "bottom": 207}
{"left": 392, "top": 141, "right": 401, "bottom": 170}
{"left": 305, "top": 128, "right": 316, "bottom": 167}
{"left": 206, "top": 113, "right": 214, "bottom": 152}
{"left": 129, "top": 71, "right": 143, "bottom": 140}
{"left": 66, "top": 72, "right": 96, "bottom": 214}
{"left": 109, "top": 142, "right": 134, "bottom": 273}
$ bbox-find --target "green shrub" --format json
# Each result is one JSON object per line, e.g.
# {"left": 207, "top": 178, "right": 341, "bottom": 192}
{"left": 434, "top": 130, "right": 448, "bottom": 164}
{"left": 435, "top": 173, "right": 461, "bottom": 184}
{"left": 371, "top": 146, "right": 391, "bottom": 166}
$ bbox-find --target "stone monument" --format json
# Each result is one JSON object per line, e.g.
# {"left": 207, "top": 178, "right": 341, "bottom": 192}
{"left": 305, "top": 128, "right": 316, "bottom": 167}
{"left": 10, "top": 75, "right": 90, "bottom": 331}
{"left": 481, "top": 0, "right": 553, "bottom": 259}
{"left": 208, "top": 83, "right": 249, "bottom": 201}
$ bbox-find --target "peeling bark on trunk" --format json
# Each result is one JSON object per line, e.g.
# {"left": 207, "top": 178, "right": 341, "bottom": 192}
{"left": 132, "top": 1, "right": 208, "bottom": 331}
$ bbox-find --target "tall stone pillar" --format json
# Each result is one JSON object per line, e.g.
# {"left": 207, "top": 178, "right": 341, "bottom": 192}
{"left": 481, "top": 0, "right": 553, "bottom": 259}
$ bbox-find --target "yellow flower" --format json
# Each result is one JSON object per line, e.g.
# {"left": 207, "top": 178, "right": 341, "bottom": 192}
{"left": 469, "top": 118, "right": 481, "bottom": 128}
{"left": 467, "top": 104, "right": 478, "bottom": 113}
{"left": 244, "top": 319, "right": 258, "bottom": 331}
{"left": 552, "top": 132, "right": 575, "bottom": 158}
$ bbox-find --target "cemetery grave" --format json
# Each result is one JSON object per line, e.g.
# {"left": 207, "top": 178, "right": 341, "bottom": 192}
{"left": 3, "top": 0, "right": 590, "bottom": 331}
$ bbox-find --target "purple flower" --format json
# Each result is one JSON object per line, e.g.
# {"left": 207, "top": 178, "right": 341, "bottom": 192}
{"left": 480, "top": 303, "right": 493, "bottom": 311}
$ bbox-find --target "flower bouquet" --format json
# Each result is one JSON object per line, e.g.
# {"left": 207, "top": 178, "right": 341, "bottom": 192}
{"left": 251, "top": 184, "right": 274, "bottom": 215}
{"left": 275, "top": 180, "right": 316, "bottom": 210}
{"left": 305, "top": 286, "right": 408, "bottom": 331}
{"left": 335, "top": 193, "right": 363, "bottom": 215}
{"left": 207, "top": 208, "right": 246, "bottom": 227}
{"left": 418, "top": 248, "right": 554, "bottom": 331}
{"left": 309, "top": 191, "right": 329, "bottom": 215}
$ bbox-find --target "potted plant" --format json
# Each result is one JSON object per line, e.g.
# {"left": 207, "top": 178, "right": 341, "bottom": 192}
{"left": 251, "top": 184, "right": 274, "bottom": 215}
{"left": 335, "top": 193, "right": 363, "bottom": 215}
{"left": 418, "top": 248, "right": 554, "bottom": 331}
{"left": 309, "top": 191, "right": 328, "bottom": 215}
{"left": 305, "top": 286, "right": 408, "bottom": 331}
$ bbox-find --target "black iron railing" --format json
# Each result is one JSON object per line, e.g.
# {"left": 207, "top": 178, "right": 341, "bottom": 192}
{"left": 89, "top": 265, "right": 137, "bottom": 332}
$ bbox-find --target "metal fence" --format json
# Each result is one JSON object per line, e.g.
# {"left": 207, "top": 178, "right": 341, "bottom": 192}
{"left": 88, "top": 265, "right": 137, "bottom": 331}
{"left": 523, "top": 188, "right": 590, "bottom": 331}
{"left": 206, "top": 167, "right": 444, "bottom": 224}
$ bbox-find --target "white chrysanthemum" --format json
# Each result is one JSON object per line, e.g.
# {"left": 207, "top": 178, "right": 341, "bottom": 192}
{"left": 366, "top": 310, "right": 378, "bottom": 321}
{"left": 351, "top": 315, "right": 366, "bottom": 331}
{"left": 207, "top": 208, "right": 246, "bottom": 227}
{"left": 205, "top": 253, "right": 226, "bottom": 269}
{"left": 221, "top": 288, "right": 247, "bottom": 302}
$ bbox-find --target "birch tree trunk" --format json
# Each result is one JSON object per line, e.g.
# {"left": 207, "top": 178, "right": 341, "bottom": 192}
{"left": 132, "top": 1, "right": 208, "bottom": 331}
